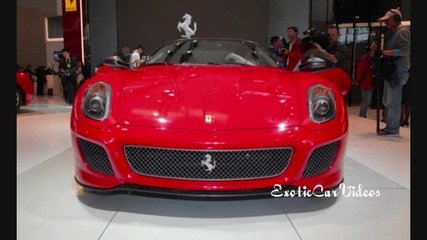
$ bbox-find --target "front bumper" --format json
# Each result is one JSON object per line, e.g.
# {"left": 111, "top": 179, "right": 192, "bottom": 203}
{"left": 71, "top": 122, "right": 347, "bottom": 197}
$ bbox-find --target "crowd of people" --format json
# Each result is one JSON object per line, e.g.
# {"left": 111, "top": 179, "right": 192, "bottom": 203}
{"left": 267, "top": 9, "right": 410, "bottom": 136}
{"left": 354, "top": 9, "right": 410, "bottom": 135}
{"left": 354, "top": 9, "right": 410, "bottom": 136}
{"left": 268, "top": 24, "right": 347, "bottom": 72}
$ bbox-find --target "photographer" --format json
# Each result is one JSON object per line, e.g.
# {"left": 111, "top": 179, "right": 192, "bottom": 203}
{"left": 376, "top": 9, "right": 410, "bottom": 137}
{"left": 312, "top": 25, "right": 347, "bottom": 70}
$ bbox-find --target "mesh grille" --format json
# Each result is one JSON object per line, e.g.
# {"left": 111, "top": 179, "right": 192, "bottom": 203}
{"left": 302, "top": 140, "right": 340, "bottom": 178}
{"left": 77, "top": 138, "right": 114, "bottom": 176}
{"left": 125, "top": 146, "right": 293, "bottom": 180}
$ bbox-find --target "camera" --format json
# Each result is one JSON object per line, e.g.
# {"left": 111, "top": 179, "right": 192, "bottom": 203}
{"left": 370, "top": 27, "right": 387, "bottom": 43}
{"left": 301, "top": 27, "right": 330, "bottom": 53}
{"left": 368, "top": 27, "right": 388, "bottom": 61}
{"left": 303, "top": 27, "right": 316, "bottom": 36}
{"left": 279, "top": 36, "right": 289, "bottom": 53}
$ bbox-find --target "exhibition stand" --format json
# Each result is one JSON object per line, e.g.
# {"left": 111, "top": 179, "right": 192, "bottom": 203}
{"left": 46, "top": 74, "right": 62, "bottom": 96}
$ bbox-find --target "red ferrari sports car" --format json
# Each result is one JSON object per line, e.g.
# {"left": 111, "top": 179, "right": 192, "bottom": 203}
{"left": 71, "top": 38, "right": 351, "bottom": 198}
{"left": 16, "top": 71, "right": 34, "bottom": 111}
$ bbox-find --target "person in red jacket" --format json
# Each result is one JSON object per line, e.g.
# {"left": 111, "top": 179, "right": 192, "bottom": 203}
{"left": 355, "top": 42, "right": 377, "bottom": 118}
{"left": 281, "top": 26, "right": 303, "bottom": 71}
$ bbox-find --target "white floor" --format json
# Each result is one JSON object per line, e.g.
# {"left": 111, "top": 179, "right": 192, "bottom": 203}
{"left": 17, "top": 95, "right": 410, "bottom": 240}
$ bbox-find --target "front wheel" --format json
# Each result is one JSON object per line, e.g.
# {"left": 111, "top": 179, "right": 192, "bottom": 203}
{"left": 16, "top": 88, "right": 24, "bottom": 111}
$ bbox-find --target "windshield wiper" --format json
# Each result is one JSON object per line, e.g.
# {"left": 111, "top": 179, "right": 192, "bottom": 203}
{"left": 144, "top": 62, "right": 169, "bottom": 66}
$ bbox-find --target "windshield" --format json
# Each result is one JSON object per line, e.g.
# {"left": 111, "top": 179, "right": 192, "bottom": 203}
{"left": 145, "top": 39, "right": 281, "bottom": 67}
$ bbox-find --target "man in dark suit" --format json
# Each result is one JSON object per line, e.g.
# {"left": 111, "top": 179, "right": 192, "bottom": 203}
{"left": 58, "top": 48, "right": 79, "bottom": 104}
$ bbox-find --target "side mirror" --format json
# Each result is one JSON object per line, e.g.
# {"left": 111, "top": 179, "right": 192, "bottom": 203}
{"left": 102, "top": 56, "right": 129, "bottom": 69}
{"left": 298, "top": 49, "right": 334, "bottom": 72}
{"left": 298, "top": 57, "right": 327, "bottom": 71}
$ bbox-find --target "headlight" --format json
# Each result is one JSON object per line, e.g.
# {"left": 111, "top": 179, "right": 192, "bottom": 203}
{"left": 308, "top": 84, "right": 336, "bottom": 123}
{"left": 83, "top": 82, "right": 111, "bottom": 120}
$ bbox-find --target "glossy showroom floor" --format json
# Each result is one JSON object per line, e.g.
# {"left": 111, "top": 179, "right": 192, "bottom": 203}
{"left": 17, "top": 95, "right": 410, "bottom": 240}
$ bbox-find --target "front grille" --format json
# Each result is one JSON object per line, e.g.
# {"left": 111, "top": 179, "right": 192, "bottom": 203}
{"left": 77, "top": 138, "right": 114, "bottom": 176}
{"left": 125, "top": 146, "right": 292, "bottom": 180}
{"left": 302, "top": 140, "right": 340, "bottom": 178}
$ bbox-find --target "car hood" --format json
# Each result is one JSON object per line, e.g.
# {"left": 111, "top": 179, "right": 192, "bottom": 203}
{"left": 117, "top": 65, "right": 301, "bottom": 130}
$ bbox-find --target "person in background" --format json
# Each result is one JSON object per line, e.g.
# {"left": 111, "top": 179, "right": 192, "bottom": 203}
{"left": 140, "top": 47, "right": 147, "bottom": 64}
{"left": 355, "top": 42, "right": 377, "bottom": 118}
{"left": 58, "top": 48, "right": 79, "bottom": 104}
{"left": 35, "top": 65, "right": 48, "bottom": 95}
{"left": 281, "top": 26, "right": 303, "bottom": 71}
{"left": 23, "top": 64, "right": 37, "bottom": 83}
{"left": 129, "top": 45, "right": 144, "bottom": 69}
{"left": 376, "top": 9, "right": 410, "bottom": 137}
{"left": 314, "top": 25, "right": 347, "bottom": 69}
{"left": 267, "top": 36, "right": 285, "bottom": 67}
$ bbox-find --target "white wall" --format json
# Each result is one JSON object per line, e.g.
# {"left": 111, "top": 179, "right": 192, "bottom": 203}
{"left": 45, "top": 41, "right": 64, "bottom": 72}
{"left": 17, "top": 0, "right": 62, "bottom": 68}
{"left": 17, "top": 0, "right": 61, "bottom": 15}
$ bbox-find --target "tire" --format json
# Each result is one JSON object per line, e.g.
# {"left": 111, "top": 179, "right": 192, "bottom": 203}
{"left": 16, "top": 88, "right": 24, "bottom": 111}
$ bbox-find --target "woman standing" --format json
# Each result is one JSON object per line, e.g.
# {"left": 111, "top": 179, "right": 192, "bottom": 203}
{"left": 355, "top": 43, "right": 377, "bottom": 118}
